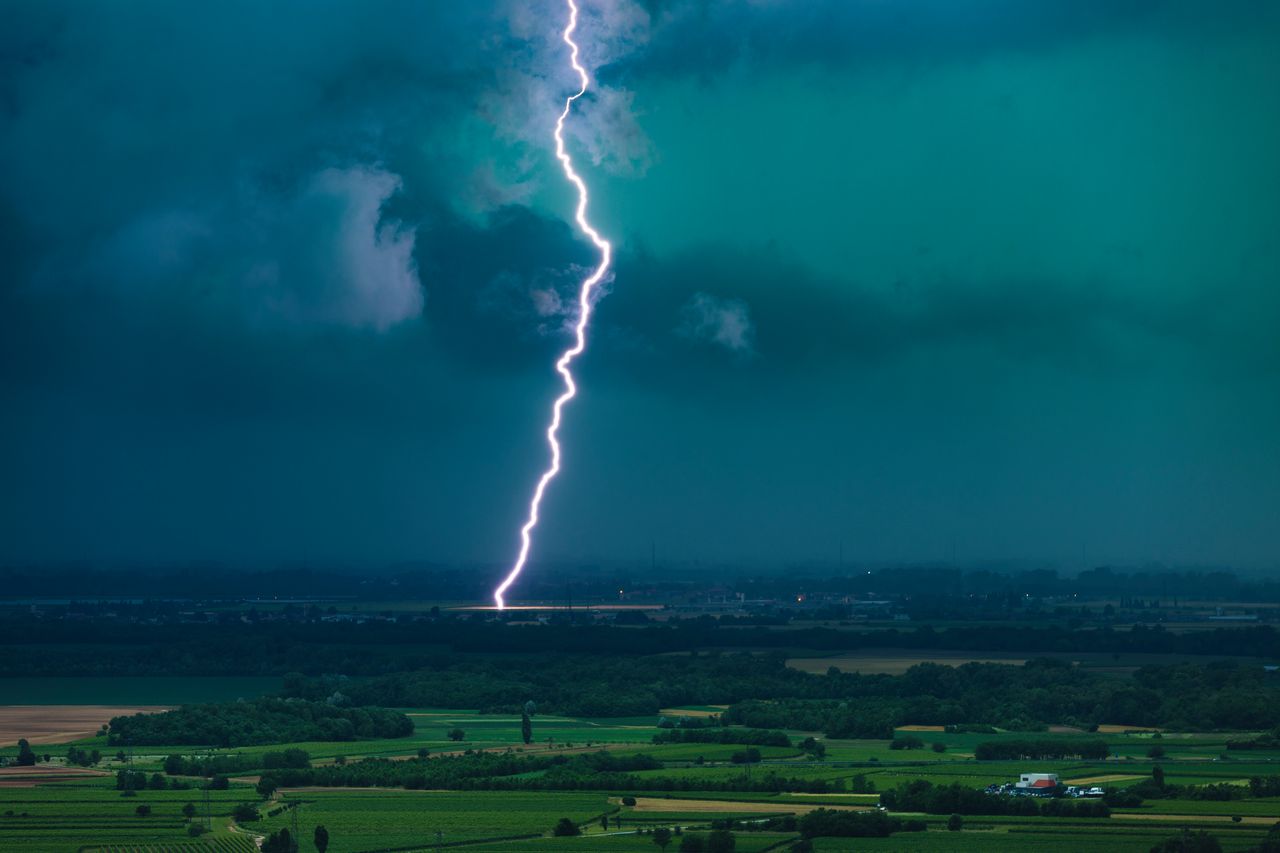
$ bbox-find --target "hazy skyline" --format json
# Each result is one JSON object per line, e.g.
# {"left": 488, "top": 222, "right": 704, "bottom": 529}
{"left": 2, "top": 1, "right": 1278, "bottom": 572}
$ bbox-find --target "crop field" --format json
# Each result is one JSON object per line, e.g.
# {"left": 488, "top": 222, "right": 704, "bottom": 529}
{"left": 256, "top": 790, "right": 612, "bottom": 852}
{"left": 0, "top": 776, "right": 258, "bottom": 853}
{"left": 4, "top": 702, "right": 1280, "bottom": 851}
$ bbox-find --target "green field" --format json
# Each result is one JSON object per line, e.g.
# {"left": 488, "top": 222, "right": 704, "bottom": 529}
{"left": 4, "top": 702, "right": 1280, "bottom": 852}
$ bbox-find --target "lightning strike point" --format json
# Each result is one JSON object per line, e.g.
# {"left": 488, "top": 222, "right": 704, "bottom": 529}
{"left": 493, "top": 0, "right": 613, "bottom": 611}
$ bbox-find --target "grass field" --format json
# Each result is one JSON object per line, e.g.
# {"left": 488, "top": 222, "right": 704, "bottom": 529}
{"left": 4, "top": 696, "right": 1280, "bottom": 851}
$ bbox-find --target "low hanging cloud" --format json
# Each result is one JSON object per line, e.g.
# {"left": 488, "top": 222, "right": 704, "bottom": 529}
{"left": 678, "top": 291, "right": 755, "bottom": 355}
{"left": 247, "top": 166, "right": 422, "bottom": 331}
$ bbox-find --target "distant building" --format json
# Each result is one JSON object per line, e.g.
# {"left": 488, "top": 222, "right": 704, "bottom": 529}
{"left": 1016, "top": 773, "right": 1059, "bottom": 795}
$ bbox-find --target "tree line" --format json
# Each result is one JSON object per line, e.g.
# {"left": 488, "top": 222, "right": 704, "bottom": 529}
{"left": 108, "top": 698, "right": 413, "bottom": 746}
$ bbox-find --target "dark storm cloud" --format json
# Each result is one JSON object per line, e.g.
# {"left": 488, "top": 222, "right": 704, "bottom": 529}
{"left": 607, "top": 0, "right": 1277, "bottom": 82}
{"left": 0, "top": 0, "right": 593, "bottom": 332}
{"left": 1, "top": 0, "right": 1278, "bottom": 570}
{"left": 583, "top": 243, "right": 1280, "bottom": 402}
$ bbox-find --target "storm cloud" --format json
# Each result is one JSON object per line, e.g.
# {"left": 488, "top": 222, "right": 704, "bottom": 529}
{"left": 1, "top": 0, "right": 1278, "bottom": 574}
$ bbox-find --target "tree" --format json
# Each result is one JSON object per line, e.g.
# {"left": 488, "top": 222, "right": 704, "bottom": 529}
{"left": 654, "top": 827, "right": 673, "bottom": 850}
{"left": 522, "top": 712, "right": 533, "bottom": 745}
{"left": 148, "top": 773, "right": 166, "bottom": 790}
{"left": 1148, "top": 745, "right": 1167, "bottom": 759}
{"left": 447, "top": 728, "right": 465, "bottom": 742}
{"left": 706, "top": 830, "right": 735, "bottom": 853}
{"left": 800, "top": 737, "right": 826, "bottom": 759}
{"left": 553, "top": 818, "right": 581, "bottom": 837}
{"left": 947, "top": 814, "right": 963, "bottom": 832}
{"left": 16, "top": 739, "right": 36, "bottom": 767}
{"left": 314, "top": 824, "right": 330, "bottom": 853}
{"left": 257, "top": 777, "right": 279, "bottom": 798}
{"left": 232, "top": 803, "right": 260, "bottom": 823}
{"left": 182, "top": 802, "right": 197, "bottom": 819}
{"left": 1153, "top": 766, "right": 1166, "bottom": 787}
{"left": 164, "top": 754, "right": 184, "bottom": 775}
{"left": 680, "top": 835, "right": 706, "bottom": 853}
{"left": 416, "top": 747, "right": 429, "bottom": 758}
{"left": 262, "top": 828, "right": 296, "bottom": 853}
{"left": 135, "top": 804, "right": 151, "bottom": 817}
{"left": 932, "top": 742, "right": 947, "bottom": 753}
{"left": 600, "top": 815, "right": 609, "bottom": 831}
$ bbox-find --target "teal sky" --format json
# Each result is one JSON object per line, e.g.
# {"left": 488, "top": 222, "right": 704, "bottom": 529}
{"left": 1, "top": 1, "right": 1278, "bottom": 578}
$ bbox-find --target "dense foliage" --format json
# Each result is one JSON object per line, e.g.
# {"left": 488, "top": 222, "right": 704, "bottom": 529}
{"left": 7, "top": 602, "right": 1280, "bottom": 678}
{"left": 108, "top": 698, "right": 413, "bottom": 746}
{"left": 257, "top": 750, "right": 840, "bottom": 794}
{"left": 798, "top": 808, "right": 927, "bottom": 839}
{"left": 722, "top": 659, "right": 1280, "bottom": 734}
{"left": 881, "top": 781, "right": 1111, "bottom": 817}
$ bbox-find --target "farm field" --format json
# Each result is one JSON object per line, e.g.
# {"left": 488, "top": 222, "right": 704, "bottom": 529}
{"left": 257, "top": 790, "right": 612, "bottom": 852}
{"left": 3, "top": 705, "right": 1280, "bottom": 851}
{"left": 0, "top": 776, "right": 257, "bottom": 853}
{"left": 0, "top": 705, "right": 171, "bottom": 747}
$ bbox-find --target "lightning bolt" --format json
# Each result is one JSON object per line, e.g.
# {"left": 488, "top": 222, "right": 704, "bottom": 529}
{"left": 494, "top": 0, "right": 612, "bottom": 611}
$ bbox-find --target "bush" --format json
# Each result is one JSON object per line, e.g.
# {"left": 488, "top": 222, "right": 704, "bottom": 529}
{"left": 931, "top": 742, "right": 947, "bottom": 753}
{"left": 889, "top": 736, "right": 924, "bottom": 750}
{"left": 947, "top": 814, "right": 963, "bottom": 831}
{"left": 232, "top": 803, "right": 260, "bottom": 823}
{"left": 262, "top": 748, "right": 310, "bottom": 769}
{"left": 622, "top": 796, "right": 637, "bottom": 806}
{"left": 262, "top": 828, "right": 296, "bottom": 853}
{"left": 187, "top": 823, "right": 206, "bottom": 837}
{"left": 553, "top": 817, "right": 580, "bottom": 837}
{"left": 680, "top": 834, "right": 706, "bottom": 852}
{"left": 135, "top": 805, "right": 151, "bottom": 817}
{"left": 448, "top": 728, "right": 466, "bottom": 742}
